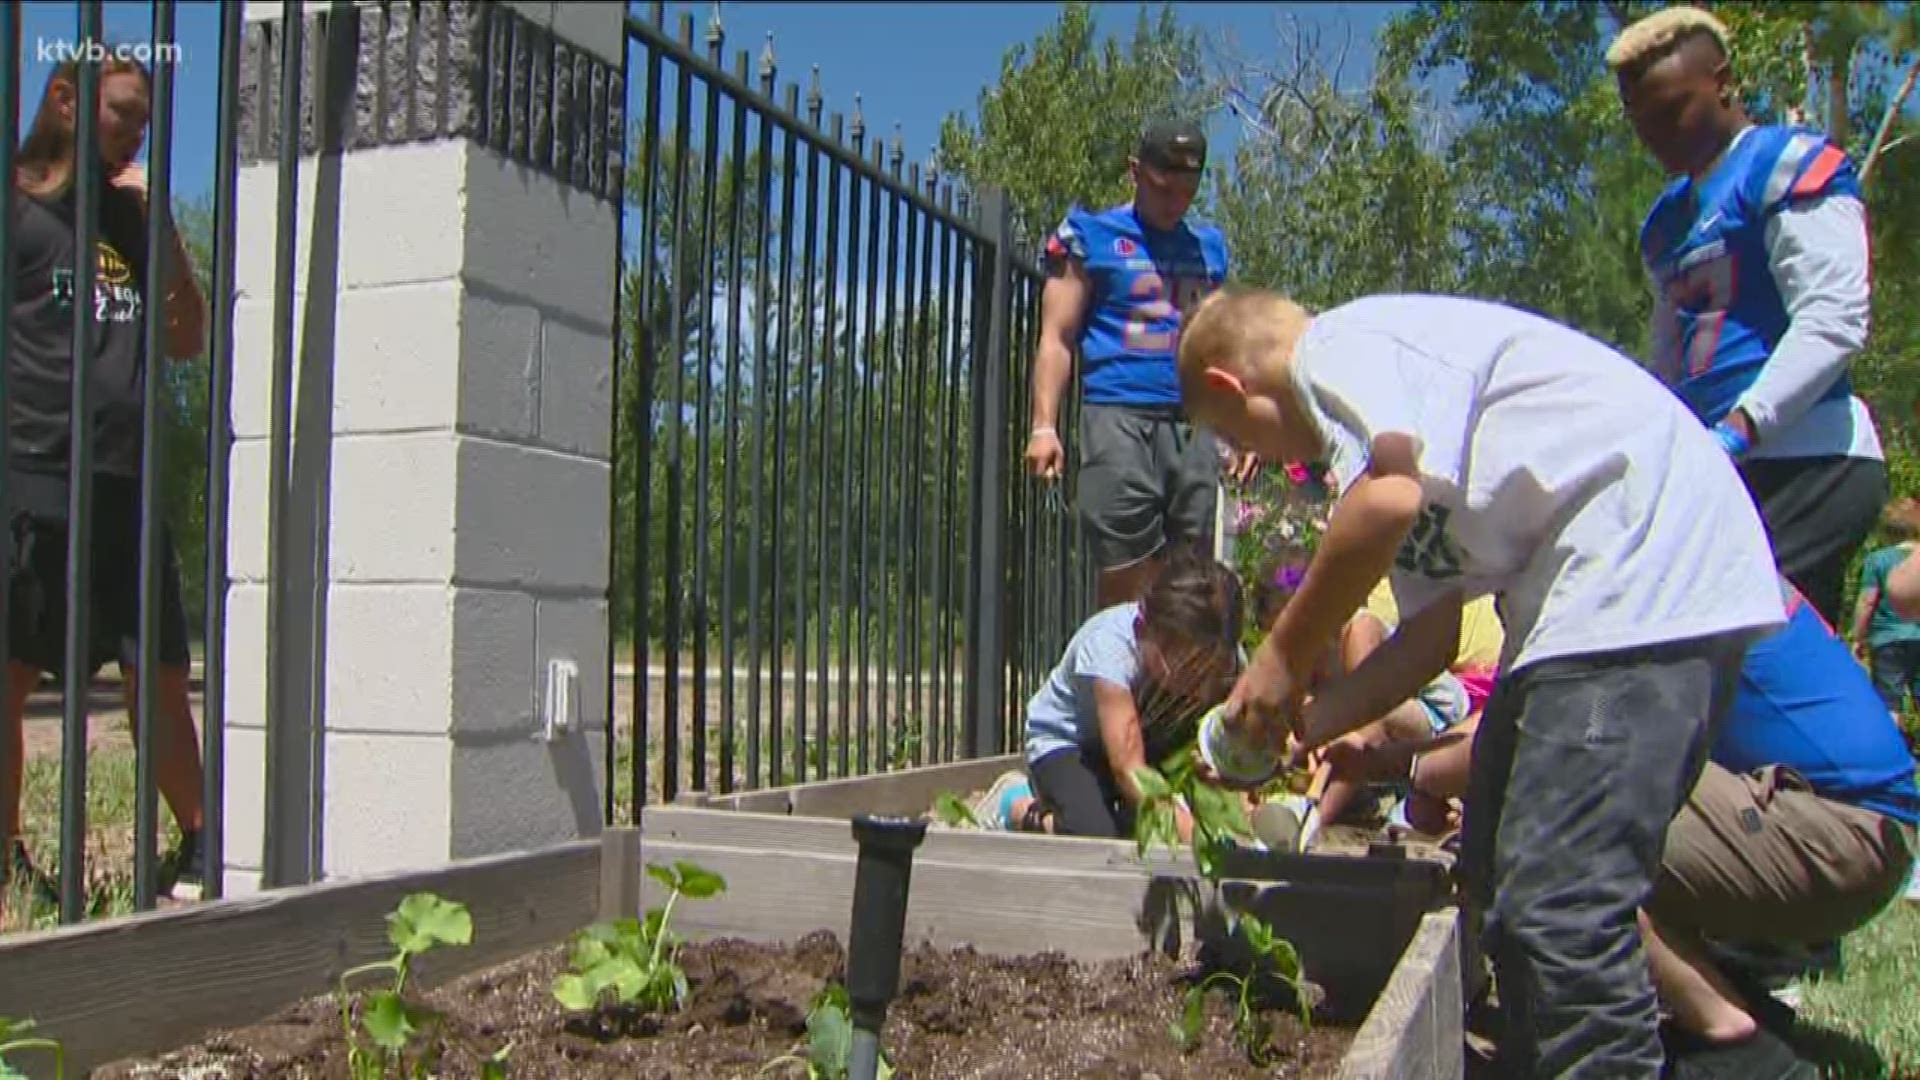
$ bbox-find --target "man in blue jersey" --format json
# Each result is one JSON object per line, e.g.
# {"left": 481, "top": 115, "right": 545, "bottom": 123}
{"left": 1330, "top": 578, "right": 1916, "bottom": 1079}
{"left": 1024, "top": 119, "right": 1248, "bottom": 607}
{"left": 1609, "top": 7, "right": 1888, "bottom": 627}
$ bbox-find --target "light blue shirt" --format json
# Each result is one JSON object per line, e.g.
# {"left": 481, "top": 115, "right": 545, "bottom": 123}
{"left": 1023, "top": 603, "right": 1143, "bottom": 763}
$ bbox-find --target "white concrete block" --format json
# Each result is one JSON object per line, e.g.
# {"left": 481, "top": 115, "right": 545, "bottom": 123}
{"left": 230, "top": 294, "right": 307, "bottom": 441}
{"left": 323, "top": 732, "right": 454, "bottom": 877}
{"left": 332, "top": 281, "right": 465, "bottom": 435}
{"left": 239, "top": 145, "right": 470, "bottom": 299}
{"left": 535, "top": 597, "right": 609, "bottom": 734}
{"left": 222, "top": 583, "right": 270, "bottom": 731}
{"left": 462, "top": 146, "right": 616, "bottom": 328}
{"left": 456, "top": 289, "right": 542, "bottom": 443}
{"left": 551, "top": 1, "right": 626, "bottom": 67}
{"left": 537, "top": 316, "right": 614, "bottom": 459}
{"left": 221, "top": 869, "right": 264, "bottom": 898}
{"left": 447, "top": 588, "right": 538, "bottom": 737}
{"left": 225, "top": 439, "right": 271, "bottom": 583}
{"left": 327, "top": 432, "right": 460, "bottom": 583}
{"left": 449, "top": 730, "right": 605, "bottom": 859}
{"left": 454, "top": 436, "right": 609, "bottom": 592}
{"left": 220, "top": 726, "right": 268, "bottom": 873}
{"left": 324, "top": 584, "right": 456, "bottom": 736}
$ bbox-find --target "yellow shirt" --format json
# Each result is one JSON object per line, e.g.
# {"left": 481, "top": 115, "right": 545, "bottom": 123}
{"left": 1364, "top": 579, "right": 1504, "bottom": 672}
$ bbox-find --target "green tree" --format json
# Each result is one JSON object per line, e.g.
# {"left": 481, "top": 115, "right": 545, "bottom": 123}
{"left": 934, "top": 2, "right": 1204, "bottom": 245}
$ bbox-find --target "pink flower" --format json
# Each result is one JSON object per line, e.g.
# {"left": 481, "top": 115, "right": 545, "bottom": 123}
{"left": 1234, "top": 500, "right": 1261, "bottom": 531}
{"left": 1283, "top": 461, "right": 1312, "bottom": 486}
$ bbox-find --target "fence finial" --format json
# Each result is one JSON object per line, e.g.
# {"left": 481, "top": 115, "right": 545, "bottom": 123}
{"left": 706, "top": 2, "right": 725, "bottom": 54}
{"left": 807, "top": 64, "right": 823, "bottom": 125}
{"left": 850, "top": 93, "right": 866, "bottom": 145}
{"left": 759, "top": 31, "right": 776, "bottom": 82}
{"left": 926, "top": 156, "right": 940, "bottom": 196}
{"left": 890, "top": 123, "right": 905, "bottom": 173}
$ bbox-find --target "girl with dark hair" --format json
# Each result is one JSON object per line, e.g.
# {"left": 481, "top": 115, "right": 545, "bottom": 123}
{"left": 3, "top": 53, "right": 210, "bottom": 910}
{"left": 979, "top": 542, "right": 1245, "bottom": 839}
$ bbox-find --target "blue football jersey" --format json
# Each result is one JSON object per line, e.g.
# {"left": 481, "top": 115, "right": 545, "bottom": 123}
{"left": 1044, "top": 204, "right": 1229, "bottom": 407}
{"left": 1640, "top": 126, "right": 1863, "bottom": 427}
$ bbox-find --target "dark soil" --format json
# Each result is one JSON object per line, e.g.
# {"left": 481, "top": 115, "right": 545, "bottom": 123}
{"left": 106, "top": 932, "right": 1354, "bottom": 1079}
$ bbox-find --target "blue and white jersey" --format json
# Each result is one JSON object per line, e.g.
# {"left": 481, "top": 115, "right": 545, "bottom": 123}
{"left": 1640, "top": 125, "right": 1879, "bottom": 461}
{"left": 1044, "top": 204, "right": 1229, "bottom": 408}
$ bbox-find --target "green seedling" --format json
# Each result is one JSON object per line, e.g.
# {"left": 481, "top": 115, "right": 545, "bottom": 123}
{"left": 552, "top": 861, "right": 727, "bottom": 1015}
{"left": 1131, "top": 751, "right": 1256, "bottom": 879}
{"left": 929, "top": 790, "right": 981, "bottom": 828}
{"left": 336, "top": 892, "right": 475, "bottom": 1080}
{"left": 1173, "top": 913, "right": 1313, "bottom": 1065}
{"left": 758, "top": 985, "right": 894, "bottom": 1080}
{"left": 0, "top": 1018, "right": 64, "bottom": 1080}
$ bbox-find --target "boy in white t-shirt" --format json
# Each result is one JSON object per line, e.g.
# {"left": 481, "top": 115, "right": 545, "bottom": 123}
{"left": 1175, "top": 288, "right": 1786, "bottom": 1079}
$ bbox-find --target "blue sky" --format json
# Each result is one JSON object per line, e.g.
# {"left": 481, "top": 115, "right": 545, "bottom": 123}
{"left": 14, "top": 1, "right": 1404, "bottom": 206}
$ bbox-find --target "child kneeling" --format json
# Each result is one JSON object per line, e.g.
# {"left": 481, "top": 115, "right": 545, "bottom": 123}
{"left": 983, "top": 543, "right": 1243, "bottom": 839}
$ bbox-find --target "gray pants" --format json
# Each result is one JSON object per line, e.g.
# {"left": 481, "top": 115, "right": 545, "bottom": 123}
{"left": 1076, "top": 404, "right": 1220, "bottom": 571}
{"left": 1462, "top": 632, "right": 1749, "bottom": 1080}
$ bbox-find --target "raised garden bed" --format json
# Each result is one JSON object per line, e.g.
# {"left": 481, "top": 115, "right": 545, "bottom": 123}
{"left": 0, "top": 755, "right": 1464, "bottom": 1080}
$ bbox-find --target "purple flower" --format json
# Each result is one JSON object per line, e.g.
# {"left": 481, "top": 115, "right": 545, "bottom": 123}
{"left": 1272, "top": 564, "right": 1307, "bottom": 592}
{"left": 1234, "top": 500, "right": 1261, "bottom": 531}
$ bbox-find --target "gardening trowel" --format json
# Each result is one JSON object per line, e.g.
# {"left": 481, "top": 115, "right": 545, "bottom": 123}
{"left": 1248, "top": 754, "right": 1335, "bottom": 854}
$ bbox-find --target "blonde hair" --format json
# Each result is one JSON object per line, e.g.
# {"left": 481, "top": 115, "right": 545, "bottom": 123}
{"left": 1606, "top": 6, "right": 1731, "bottom": 73}
{"left": 1176, "top": 287, "right": 1314, "bottom": 392}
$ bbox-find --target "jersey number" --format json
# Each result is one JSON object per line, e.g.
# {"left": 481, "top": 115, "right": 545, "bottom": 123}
{"left": 1667, "top": 253, "right": 1736, "bottom": 377}
{"left": 1124, "top": 272, "right": 1212, "bottom": 352}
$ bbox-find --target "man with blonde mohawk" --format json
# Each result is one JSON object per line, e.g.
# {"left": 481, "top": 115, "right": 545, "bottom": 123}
{"left": 1174, "top": 286, "right": 1786, "bottom": 1079}
{"left": 1611, "top": 6, "right": 1886, "bottom": 628}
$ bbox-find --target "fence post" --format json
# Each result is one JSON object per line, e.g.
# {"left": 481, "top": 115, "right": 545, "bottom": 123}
{"left": 223, "top": 0, "right": 625, "bottom": 893}
{"left": 965, "top": 187, "right": 1014, "bottom": 759}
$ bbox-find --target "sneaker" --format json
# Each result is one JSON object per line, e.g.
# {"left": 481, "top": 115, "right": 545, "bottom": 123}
{"left": 1661, "top": 1022, "right": 1817, "bottom": 1080}
{"left": 973, "top": 771, "right": 1032, "bottom": 831}
{"left": 162, "top": 829, "right": 206, "bottom": 901}
{"left": 5, "top": 839, "right": 61, "bottom": 911}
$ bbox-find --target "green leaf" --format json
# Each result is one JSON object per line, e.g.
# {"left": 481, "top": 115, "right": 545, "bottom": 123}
{"left": 569, "top": 933, "right": 613, "bottom": 973}
{"left": 387, "top": 893, "right": 473, "bottom": 956}
{"left": 1131, "top": 766, "right": 1173, "bottom": 801}
{"left": 644, "top": 863, "right": 679, "bottom": 894}
{"left": 1243, "top": 915, "right": 1274, "bottom": 958}
{"left": 1176, "top": 985, "right": 1206, "bottom": 1050}
{"left": 673, "top": 861, "right": 727, "bottom": 900}
{"left": 360, "top": 991, "right": 416, "bottom": 1052}
{"left": 806, "top": 990, "right": 855, "bottom": 1070}
{"left": 481, "top": 1041, "right": 513, "bottom": 1080}
{"left": 931, "top": 790, "right": 981, "bottom": 828}
{"left": 552, "top": 973, "right": 598, "bottom": 1012}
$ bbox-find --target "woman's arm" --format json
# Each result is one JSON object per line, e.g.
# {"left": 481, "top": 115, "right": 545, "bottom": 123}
{"left": 112, "top": 164, "right": 207, "bottom": 360}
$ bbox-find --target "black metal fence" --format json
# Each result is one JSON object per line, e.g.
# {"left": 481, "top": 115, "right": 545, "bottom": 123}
{"left": 0, "top": 0, "right": 1093, "bottom": 929}
{"left": 0, "top": 0, "right": 240, "bottom": 925}
{"left": 615, "top": 5, "right": 1090, "bottom": 810}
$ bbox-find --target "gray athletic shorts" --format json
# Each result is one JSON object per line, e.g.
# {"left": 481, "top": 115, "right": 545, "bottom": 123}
{"left": 1076, "top": 404, "right": 1221, "bottom": 571}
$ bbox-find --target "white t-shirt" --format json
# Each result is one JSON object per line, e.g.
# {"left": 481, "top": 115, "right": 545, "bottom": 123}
{"left": 1290, "top": 294, "right": 1786, "bottom": 672}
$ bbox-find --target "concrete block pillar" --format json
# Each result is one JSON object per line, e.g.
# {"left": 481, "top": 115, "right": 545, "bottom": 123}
{"left": 222, "top": 0, "right": 626, "bottom": 894}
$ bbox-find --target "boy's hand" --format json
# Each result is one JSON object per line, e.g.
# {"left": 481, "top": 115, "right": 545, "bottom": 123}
{"left": 1221, "top": 638, "right": 1305, "bottom": 754}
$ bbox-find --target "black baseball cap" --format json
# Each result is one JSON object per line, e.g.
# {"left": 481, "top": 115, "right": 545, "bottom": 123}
{"left": 1137, "top": 119, "right": 1208, "bottom": 172}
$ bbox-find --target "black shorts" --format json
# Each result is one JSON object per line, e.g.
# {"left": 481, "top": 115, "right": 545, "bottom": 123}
{"left": 1737, "top": 455, "right": 1886, "bottom": 627}
{"left": 1029, "top": 745, "right": 1134, "bottom": 838}
{"left": 7, "top": 471, "right": 192, "bottom": 679}
{"left": 1076, "top": 404, "right": 1220, "bottom": 572}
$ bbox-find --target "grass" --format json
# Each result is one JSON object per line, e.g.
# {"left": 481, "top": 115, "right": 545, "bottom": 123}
{"left": 1, "top": 746, "right": 179, "bottom": 935}
{"left": 1794, "top": 900, "right": 1920, "bottom": 1080}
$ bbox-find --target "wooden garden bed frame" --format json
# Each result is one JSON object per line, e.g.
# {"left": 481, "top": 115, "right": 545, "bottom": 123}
{"left": 0, "top": 754, "right": 1465, "bottom": 1079}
